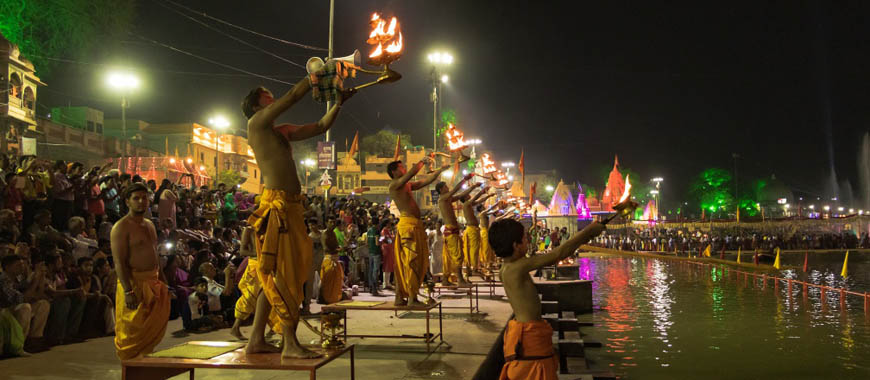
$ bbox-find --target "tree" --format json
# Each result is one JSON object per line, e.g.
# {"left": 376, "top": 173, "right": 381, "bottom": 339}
{"left": 360, "top": 129, "right": 412, "bottom": 158}
{"left": 217, "top": 169, "right": 243, "bottom": 188}
{"left": 689, "top": 168, "right": 735, "bottom": 217}
{"left": 0, "top": 0, "right": 136, "bottom": 76}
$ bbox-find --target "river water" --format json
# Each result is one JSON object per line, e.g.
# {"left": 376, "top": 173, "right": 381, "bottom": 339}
{"left": 578, "top": 254, "right": 870, "bottom": 379}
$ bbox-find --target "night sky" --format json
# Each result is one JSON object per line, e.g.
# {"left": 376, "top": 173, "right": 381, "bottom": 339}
{"left": 37, "top": 1, "right": 870, "bottom": 208}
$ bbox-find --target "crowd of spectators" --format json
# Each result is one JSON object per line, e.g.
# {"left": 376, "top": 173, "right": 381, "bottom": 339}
{"left": 0, "top": 154, "right": 467, "bottom": 357}
{"left": 590, "top": 227, "right": 869, "bottom": 253}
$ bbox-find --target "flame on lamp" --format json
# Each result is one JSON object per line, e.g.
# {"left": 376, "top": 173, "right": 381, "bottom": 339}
{"left": 617, "top": 174, "right": 631, "bottom": 204}
{"left": 481, "top": 153, "right": 497, "bottom": 174}
{"left": 367, "top": 13, "right": 403, "bottom": 65}
{"left": 445, "top": 123, "right": 468, "bottom": 151}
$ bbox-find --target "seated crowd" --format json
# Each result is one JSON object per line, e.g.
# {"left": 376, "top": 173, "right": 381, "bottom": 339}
{"left": 0, "top": 155, "right": 463, "bottom": 357}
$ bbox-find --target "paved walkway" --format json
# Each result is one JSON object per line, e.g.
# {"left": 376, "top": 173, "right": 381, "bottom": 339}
{"left": 3, "top": 288, "right": 511, "bottom": 380}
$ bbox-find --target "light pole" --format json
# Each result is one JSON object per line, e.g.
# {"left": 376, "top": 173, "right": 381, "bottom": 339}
{"left": 651, "top": 177, "right": 663, "bottom": 221}
{"left": 106, "top": 71, "right": 140, "bottom": 142}
{"left": 467, "top": 138, "right": 482, "bottom": 158}
{"left": 301, "top": 158, "right": 315, "bottom": 193}
{"left": 209, "top": 115, "right": 230, "bottom": 186}
{"left": 428, "top": 51, "right": 453, "bottom": 152}
{"left": 502, "top": 161, "right": 515, "bottom": 176}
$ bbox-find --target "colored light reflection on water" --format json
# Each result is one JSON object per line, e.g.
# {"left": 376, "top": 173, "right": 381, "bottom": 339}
{"left": 583, "top": 255, "right": 870, "bottom": 379}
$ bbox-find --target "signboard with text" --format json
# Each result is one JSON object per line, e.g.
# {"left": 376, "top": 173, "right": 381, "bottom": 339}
{"left": 317, "top": 141, "right": 335, "bottom": 170}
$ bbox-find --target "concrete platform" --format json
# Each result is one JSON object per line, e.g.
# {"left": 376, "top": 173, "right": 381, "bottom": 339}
{"left": 2, "top": 288, "right": 514, "bottom": 379}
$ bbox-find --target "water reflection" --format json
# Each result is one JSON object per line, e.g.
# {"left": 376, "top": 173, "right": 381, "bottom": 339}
{"left": 584, "top": 255, "right": 870, "bottom": 379}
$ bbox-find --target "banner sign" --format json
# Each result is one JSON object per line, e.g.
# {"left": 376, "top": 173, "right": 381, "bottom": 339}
{"left": 317, "top": 141, "right": 335, "bottom": 169}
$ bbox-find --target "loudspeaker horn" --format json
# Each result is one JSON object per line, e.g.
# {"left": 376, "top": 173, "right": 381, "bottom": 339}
{"left": 306, "top": 50, "right": 362, "bottom": 75}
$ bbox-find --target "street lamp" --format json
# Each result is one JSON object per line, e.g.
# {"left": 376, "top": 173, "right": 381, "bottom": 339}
{"left": 502, "top": 161, "right": 515, "bottom": 176}
{"left": 466, "top": 138, "right": 482, "bottom": 157}
{"left": 651, "top": 177, "right": 664, "bottom": 221}
{"left": 301, "top": 158, "right": 315, "bottom": 193}
{"left": 106, "top": 71, "right": 140, "bottom": 141}
{"left": 208, "top": 115, "right": 230, "bottom": 186}
{"left": 428, "top": 51, "right": 453, "bottom": 152}
{"left": 545, "top": 185, "right": 554, "bottom": 192}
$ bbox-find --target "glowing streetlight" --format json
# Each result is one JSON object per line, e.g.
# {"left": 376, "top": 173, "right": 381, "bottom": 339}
{"left": 849, "top": 208, "right": 854, "bottom": 213}
{"left": 208, "top": 115, "right": 231, "bottom": 184}
{"left": 823, "top": 205, "right": 830, "bottom": 211}
{"left": 545, "top": 185, "right": 555, "bottom": 192}
{"left": 105, "top": 70, "right": 140, "bottom": 140}
{"left": 809, "top": 205, "right": 815, "bottom": 210}
{"left": 650, "top": 190, "right": 660, "bottom": 195}
{"left": 442, "top": 170, "right": 454, "bottom": 178}
{"left": 428, "top": 50, "right": 454, "bottom": 151}
{"left": 441, "top": 74, "right": 449, "bottom": 84}
{"left": 838, "top": 207, "right": 844, "bottom": 212}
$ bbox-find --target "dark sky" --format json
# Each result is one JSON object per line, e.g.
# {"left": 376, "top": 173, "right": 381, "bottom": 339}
{"left": 39, "top": 1, "right": 870, "bottom": 208}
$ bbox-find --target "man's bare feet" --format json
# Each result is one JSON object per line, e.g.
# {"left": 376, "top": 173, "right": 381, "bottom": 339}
{"left": 458, "top": 279, "right": 472, "bottom": 287}
{"left": 245, "top": 337, "right": 281, "bottom": 354}
{"left": 230, "top": 326, "right": 248, "bottom": 341}
{"left": 394, "top": 295, "right": 408, "bottom": 306}
{"left": 407, "top": 297, "right": 423, "bottom": 307}
{"left": 282, "top": 340, "right": 322, "bottom": 359}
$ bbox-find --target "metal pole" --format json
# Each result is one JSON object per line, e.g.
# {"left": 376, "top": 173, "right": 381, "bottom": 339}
{"left": 215, "top": 132, "right": 220, "bottom": 186}
{"left": 432, "top": 86, "right": 438, "bottom": 152}
{"left": 325, "top": 0, "right": 335, "bottom": 144}
{"left": 121, "top": 94, "right": 127, "bottom": 150}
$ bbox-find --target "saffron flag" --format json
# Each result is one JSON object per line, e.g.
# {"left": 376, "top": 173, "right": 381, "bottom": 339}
{"left": 703, "top": 244, "right": 711, "bottom": 257}
{"left": 392, "top": 134, "right": 402, "bottom": 161}
{"left": 518, "top": 149, "right": 525, "bottom": 187}
{"left": 529, "top": 182, "right": 537, "bottom": 205}
{"left": 841, "top": 251, "right": 849, "bottom": 278}
{"left": 348, "top": 131, "right": 359, "bottom": 159}
{"left": 773, "top": 247, "right": 781, "bottom": 269}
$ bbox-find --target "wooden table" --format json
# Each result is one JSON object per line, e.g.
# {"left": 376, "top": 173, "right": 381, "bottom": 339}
{"left": 121, "top": 342, "right": 354, "bottom": 380}
{"left": 433, "top": 284, "right": 477, "bottom": 314}
{"left": 321, "top": 301, "right": 447, "bottom": 353}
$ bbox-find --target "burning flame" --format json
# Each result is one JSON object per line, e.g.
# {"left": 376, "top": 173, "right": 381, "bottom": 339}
{"left": 617, "top": 174, "right": 631, "bottom": 204}
{"left": 367, "top": 13, "right": 403, "bottom": 65}
{"left": 494, "top": 171, "right": 509, "bottom": 187}
{"left": 445, "top": 123, "right": 468, "bottom": 151}
{"left": 481, "top": 153, "right": 496, "bottom": 174}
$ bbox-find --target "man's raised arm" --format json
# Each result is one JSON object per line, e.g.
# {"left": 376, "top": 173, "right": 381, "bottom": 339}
{"left": 282, "top": 89, "right": 356, "bottom": 141}
{"left": 521, "top": 222, "right": 606, "bottom": 272}
{"left": 471, "top": 186, "right": 492, "bottom": 204}
{"left": 411, "top": 163, "right": 450, "bottom": 190}
{"left": 254, "top": 77, "right": 311, "bottom": 128}
{"left": 453, "top": 182, "right": 482, "bottom": 201}
{"left": 444, "top": 173, "right": 475, "bottom": 199}
{"left": 392, "top": 159, "right": 426, "bottom": 191}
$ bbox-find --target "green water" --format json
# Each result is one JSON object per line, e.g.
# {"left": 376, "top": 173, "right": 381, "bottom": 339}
{"left": 581, "top": 255, "right": 870, "bottom": 379}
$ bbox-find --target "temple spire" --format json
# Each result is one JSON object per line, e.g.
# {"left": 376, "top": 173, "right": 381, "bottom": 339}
{"left": 613, "top": 154, "right": 620, "bottom": 169}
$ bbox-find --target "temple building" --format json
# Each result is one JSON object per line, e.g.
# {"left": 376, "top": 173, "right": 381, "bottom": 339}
{"left": 599, "top": 155, "right": 625, "bottom": 212}
{"left": 548, "top": 180, "right": 576, "bottom": 216}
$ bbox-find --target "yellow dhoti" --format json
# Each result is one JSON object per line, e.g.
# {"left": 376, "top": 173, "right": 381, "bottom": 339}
{"left": 442, "top": 225, "right": 462, "bottom": 280}
{"left": 114, "top": 269, "right": 170, "bottom": 360}
{"left": 234, "top": 257, "right": 260, "bottom": 320}
{"left": 479, "top": 226, "right": 493, "bottom": 268}
{"left": 394, "top": 215, "right": 429, "bottom": 299}
{"left": 320, "top": 254, "right": 344, "bottom": 304}
{"left": 247, "top": 189, "right": 311, "bottom": 330}
{"left": 464, "top": 225, "right": 481, "bottom": 271}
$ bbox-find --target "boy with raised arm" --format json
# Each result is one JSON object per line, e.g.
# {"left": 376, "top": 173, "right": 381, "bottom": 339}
{"left": 436, "top": 174, "right": 482, "bottom": 286}
{"left": 388, "top": 157, "right": 450, "bottom": 306}
{"left": 240, "top": 77, "right": 353, "bottom": 358}
{"left": 489, "top": 219, "right": 605, "bottom": 379}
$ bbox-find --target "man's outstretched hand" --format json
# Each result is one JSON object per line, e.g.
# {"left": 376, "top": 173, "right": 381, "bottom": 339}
{"left": 339, "top": 88, "right": 357, "bottom": 105}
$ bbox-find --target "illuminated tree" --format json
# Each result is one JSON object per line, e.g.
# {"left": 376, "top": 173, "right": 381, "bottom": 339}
{"left": 0, "top": 0, "right": 135, "bottom": 76}
{"left": 689, "top": 168, "right": 735, "bottom": 217}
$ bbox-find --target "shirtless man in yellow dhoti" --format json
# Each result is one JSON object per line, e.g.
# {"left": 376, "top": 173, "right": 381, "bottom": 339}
{"left": 436, "top": 175, "right": 481, "bottom": 287}
{"left": 241, "top": 78, "right": 353, "bottom": 358}
{"left": 111, "top": 183, "right": 170, "bottom": 360}
{"left": 461, "top": 188, "right": 494, "bottom": 279}
{"left": 388, "top": 158, "right": 449, "bottom": 306}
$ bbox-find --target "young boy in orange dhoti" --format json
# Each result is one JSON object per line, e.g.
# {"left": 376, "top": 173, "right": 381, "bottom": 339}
{"left": 319, "top": 230, "right": 344, "bottom": 304}
{"left": 490, "top": 219, "right": 604, "bottom": 379}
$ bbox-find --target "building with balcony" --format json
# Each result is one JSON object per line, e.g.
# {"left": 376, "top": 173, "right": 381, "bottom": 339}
{"left": 1, "top": 34, "right": 45, "bottom": 154}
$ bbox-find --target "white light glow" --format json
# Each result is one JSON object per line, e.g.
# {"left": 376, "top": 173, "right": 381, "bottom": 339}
{"left": 106, "top": 71, "right": 140, "bottom": 90}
